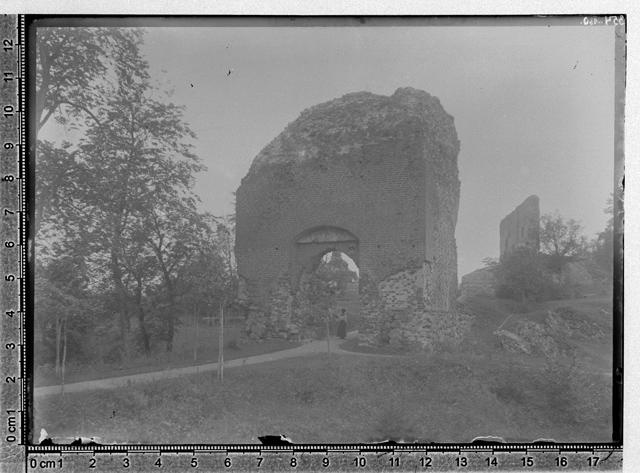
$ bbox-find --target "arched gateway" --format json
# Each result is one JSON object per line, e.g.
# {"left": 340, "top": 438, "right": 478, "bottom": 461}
{"left": 294, "top": 226, "right": 359, "bottom": 280}
{"left": 235, "top": 87, "right": 472, "bottom": 349}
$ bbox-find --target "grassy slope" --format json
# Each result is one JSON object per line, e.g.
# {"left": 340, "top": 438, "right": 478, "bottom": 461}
{"left": 456, "top": 295, "right": 612, "bottom": 371}
{"left": 34, "top": 353, "right": 610, "bottom": 444}
{"left": 35, "top": 321, "right": 299, "bottom": 387}
{"left": 33, "top": 296, "right": 613, "bottom": 444}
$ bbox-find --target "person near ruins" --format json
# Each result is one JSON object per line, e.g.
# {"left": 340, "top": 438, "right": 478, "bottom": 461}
{"left": 336, "top": 308, "right": 347, "bottom": 339}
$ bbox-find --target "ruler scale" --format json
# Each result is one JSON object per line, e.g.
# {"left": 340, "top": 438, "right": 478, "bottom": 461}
{"left": 24, "top": 444, "right": 622, "bottom": 471}
{"left": 1, "top": 13, "right": 26, "bottom": 471}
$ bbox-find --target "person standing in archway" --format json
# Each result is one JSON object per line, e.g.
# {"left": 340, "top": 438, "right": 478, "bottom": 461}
{"left": 337, "top": 308, "right": 347, "bottom": 339}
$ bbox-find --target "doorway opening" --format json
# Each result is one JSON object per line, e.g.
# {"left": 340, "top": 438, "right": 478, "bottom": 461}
{"left": 313, "top": 251, "right": 361, "bottom": 333}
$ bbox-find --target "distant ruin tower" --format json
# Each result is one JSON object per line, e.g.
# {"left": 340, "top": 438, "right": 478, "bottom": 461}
{"left": 499, "top": 195, "right": 540, "bottom": 257}
{"left": 236, "top": 87, "right": 469, "bottom": 349}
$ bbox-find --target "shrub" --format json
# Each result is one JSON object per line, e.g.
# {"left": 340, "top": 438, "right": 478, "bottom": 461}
{"left": 491, "top": 248, "right": 562, "bottom": 302}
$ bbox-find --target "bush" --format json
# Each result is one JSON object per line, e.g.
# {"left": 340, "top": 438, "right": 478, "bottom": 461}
{"left": 491, "top": 248, "right": 562, "bottom": 302}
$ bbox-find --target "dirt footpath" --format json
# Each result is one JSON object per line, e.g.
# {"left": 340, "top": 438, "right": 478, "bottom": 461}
{"left": 34, "top": 334, "right": 378, "bottom": 397}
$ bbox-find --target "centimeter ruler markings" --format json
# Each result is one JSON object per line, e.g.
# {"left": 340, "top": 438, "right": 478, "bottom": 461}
{"left": 18, "top": 12, "right": 26, "bottom": 448}
{"left": 24, "top": 445, "right": 622, "bottom": 471}
{"left": 1, "top": 12, "right": 25, "bottom": 454}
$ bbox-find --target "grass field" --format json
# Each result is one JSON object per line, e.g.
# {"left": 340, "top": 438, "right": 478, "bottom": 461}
{"left": 33, "top": 295, "right": 613, "bottom": 444}
{"left": 35, "top": 319, "right": 299, "bottom": 387}
{"left": 33, "top": 350, "right": 611, "bottom": 444}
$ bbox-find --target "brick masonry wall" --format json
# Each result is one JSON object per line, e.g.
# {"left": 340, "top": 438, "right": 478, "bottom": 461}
{"left": 236, "top": 87, "right": 465, "bottom": 347}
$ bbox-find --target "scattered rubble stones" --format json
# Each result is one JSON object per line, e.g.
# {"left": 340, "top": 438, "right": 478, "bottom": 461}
{"left": 546, "top": 306, "right": 606, "bottom": 340}
{"left": 495, "top": 306, "right": 606, "bottom": 358}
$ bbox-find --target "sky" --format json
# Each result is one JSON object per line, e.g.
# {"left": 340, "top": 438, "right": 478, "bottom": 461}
{"left": 46, "top": 21, "right": 617, "bottom": 277}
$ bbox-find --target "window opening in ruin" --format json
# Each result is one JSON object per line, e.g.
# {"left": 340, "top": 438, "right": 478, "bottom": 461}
{"left": 312, "top": 251, "right": 361, "bottom": 332}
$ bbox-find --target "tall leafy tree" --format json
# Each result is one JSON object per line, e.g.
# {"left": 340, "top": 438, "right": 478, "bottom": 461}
{"left": 181, "top": 223, "right": 230, "bottom": 321}
{"left": 71, "top": 31, "right": 202, "bottom": 357}
{"left": 36, "top": 28, "right": 141, "bottom": 237}
{"left": 540, "top": 213, "right": 588, "bottom": 273}
{"left": 35, "top": 252, "right": 92, "bottom": 382}
{"left": 146, "top": 199, "right": 214, "bottom": 352}
{"left": 36, "top": 27, "right": 140, "bottom": 131}
{"left": 35, "top": 27, "right": 232, "bottom": 368}
{"left": 35, "top": 140, "right": 90, "bottom": 237}
{"left": 119, "top": 220, "right": 158, "bottom": 354}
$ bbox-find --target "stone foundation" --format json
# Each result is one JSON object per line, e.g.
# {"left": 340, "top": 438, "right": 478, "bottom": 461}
{"left": 389, "top": 309, "right": 473, "bottom": 352}
{"left": 358, "top": 268, "right": 473, "bottom": 350}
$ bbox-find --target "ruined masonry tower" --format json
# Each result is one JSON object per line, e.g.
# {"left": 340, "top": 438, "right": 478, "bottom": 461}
{"left": 499, "top": 195, "right": 540, "bottom": 258}
{"left": 235, "top": 87, "right": 471, "bottom": 350}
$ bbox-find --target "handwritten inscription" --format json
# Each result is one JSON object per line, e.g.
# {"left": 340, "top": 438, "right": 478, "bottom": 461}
{"left": 583, "top": 16, "right": 625, "bottom": 26}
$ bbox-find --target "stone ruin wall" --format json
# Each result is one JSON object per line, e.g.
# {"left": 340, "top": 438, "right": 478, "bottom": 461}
{"left": 499, "top": 195, "right": 540, "bottom": 257}
{"left": 459, "top": 195, "right": 541, "bottom": 301}
{"left": 235, "top": 87, "right": 470, "bottom": 349}
{"left": 458, "top": 267, "right": 498, "bottom": 301}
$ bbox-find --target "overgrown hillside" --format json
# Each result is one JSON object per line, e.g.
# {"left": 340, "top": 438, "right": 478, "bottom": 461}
{"left": 34, "top": 295, "right": 612, "bottom": 444}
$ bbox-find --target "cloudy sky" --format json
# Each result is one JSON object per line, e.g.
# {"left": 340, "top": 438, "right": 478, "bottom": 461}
{"left": 48, "top": 19, "right": 617, "bottom": 277}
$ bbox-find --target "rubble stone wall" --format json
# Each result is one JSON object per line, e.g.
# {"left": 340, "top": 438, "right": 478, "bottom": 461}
{"left": 357, "top": 268, "right": 472, "bottom": 350}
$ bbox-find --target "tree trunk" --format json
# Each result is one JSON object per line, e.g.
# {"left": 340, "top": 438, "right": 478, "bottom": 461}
{"left": 54, "top": 318, "right": 62, "bottom": 376}
{"left": 134, "top": 278, "right": 150, "bottom": 354}
{"left": 325, "top": 308, "right": 333, "bottom": 354}
{"left": 61, "top": 320, "right": 67, "bottom": 395}
{"left": 110, "top": 245, "right": 131, "bottom": 360}
{"left": 153, "top": 255, "right": 176, "bottom": 353}
{"left": 137, "top": 306, "right": 151, "bottom": 354}
{"left": 165, "top": 315, "right": 175, "bottom": 353}
{"left": 193, "top": 305, "right": 198, "bottom": 363}
{"left": 164, "top": 294, "right": 175, "bottom": 352}
{"left": 326, "top": 312, "right": 331, "bottom": 355}
{"left": 217, "top": 301, "right": 224, "bottom": 382}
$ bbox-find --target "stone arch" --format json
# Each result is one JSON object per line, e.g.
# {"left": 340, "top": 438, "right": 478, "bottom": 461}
{"left": 292, "top": 226, "right": 359, "bottom": 285}
{"left": 291, "top": 230, "right": 364, "bottom": 336}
